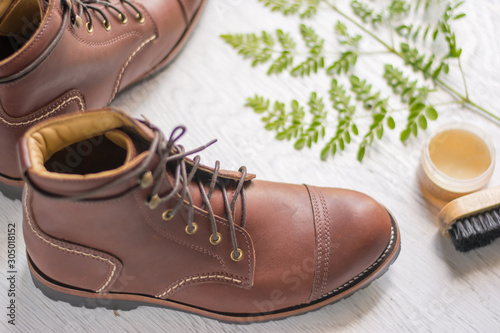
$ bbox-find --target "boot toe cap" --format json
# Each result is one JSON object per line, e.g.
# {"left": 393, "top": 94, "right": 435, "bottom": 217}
{"left": 307, "top": 186, "right": 395, "bottom": 301}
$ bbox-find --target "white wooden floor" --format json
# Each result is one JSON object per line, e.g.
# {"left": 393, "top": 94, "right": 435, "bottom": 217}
{"left": 2, "top": 1, "right": 500, "bottom": 332}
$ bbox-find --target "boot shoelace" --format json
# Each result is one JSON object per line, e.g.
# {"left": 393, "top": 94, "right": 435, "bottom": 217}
{"left": 25, "top": 120, "right": 248, "bottom": 262}
{"left": 141, "top": 122, "right": 248, "bottom": 262}
{"left": 64, "top": 0, "right": 144, "bottom": 33}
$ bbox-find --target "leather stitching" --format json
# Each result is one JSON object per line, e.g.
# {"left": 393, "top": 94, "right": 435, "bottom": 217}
{"left": 156, "top": 272, "right": 243, "bottom": 298}
{"left": 310, "top": 187, "right": 321, "bottom": 301}
{"left": 306, "top": 185, "right": 332, "bottom": 301}
{"left": 319, "top": 226, "right": 395, "bottom": 299}
{"left": 23, "top": 189, "right": 119, "bottom": 293}
{"left": 317, "top": 188, "right": 331, "bottom": 298}
{"left": 109, "top": 34, "right": 156, "bottom": 102}
{"left": 69, "top": 30, "right": 142, "bottom": 47}
{"left": 0, "top": 93, "right": 85, "bottom": 127}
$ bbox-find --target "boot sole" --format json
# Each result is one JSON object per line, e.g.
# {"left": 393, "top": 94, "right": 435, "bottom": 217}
{"left": 28, "top": 211, "right": 401, "bottom": 323}
{"left": 0, "top": 0, "right": 207, "bottom": 197}
{"left": 0, "top": 175, "right": 23, "bottom": 200}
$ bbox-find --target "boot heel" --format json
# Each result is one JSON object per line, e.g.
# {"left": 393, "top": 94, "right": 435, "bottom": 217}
{"left": 0, "top": 181, "right": 23, "bottom": 201}
{"left": 28, "top": 256, "right": 140, "bottom": 311}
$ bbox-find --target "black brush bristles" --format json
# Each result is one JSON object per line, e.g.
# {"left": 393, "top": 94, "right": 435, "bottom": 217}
{"left": 449, "top": 207, "right": 500, "bottom": 252}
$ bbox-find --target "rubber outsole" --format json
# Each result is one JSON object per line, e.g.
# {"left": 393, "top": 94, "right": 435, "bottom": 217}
{"left": 28, "top": 212, "right": 401, "bottom": 323}
{"left": 0, "top": 180, "right": 23, "bottom": 201}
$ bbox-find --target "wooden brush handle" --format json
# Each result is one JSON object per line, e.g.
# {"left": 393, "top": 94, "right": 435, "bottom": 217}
{"left": 438, "top": 186, "right": 500, "bottom": 234}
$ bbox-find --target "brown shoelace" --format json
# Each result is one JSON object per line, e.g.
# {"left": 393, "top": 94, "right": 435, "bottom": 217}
{"left": 25, "top": 120, "right": 248, "bottom": 262}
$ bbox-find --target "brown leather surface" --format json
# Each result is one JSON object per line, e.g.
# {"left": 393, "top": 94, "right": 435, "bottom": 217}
{"left": 0, "top": 0, "right": 205, "bottom": 181}
{"left": 21, "top": 109, "right": 397, "bottom": 316}
{"left": 23, "top": 189, "right": 123, "bottom": 293}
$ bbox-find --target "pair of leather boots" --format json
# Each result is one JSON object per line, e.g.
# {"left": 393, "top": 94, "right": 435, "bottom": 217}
{"left": 1, "top": 0, "right": 401, "bottom": 323}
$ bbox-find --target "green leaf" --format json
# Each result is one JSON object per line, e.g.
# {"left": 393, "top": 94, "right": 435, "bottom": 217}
{"left": 276, "top": 131, "right": 288, "bottom": 140}
{"left": 374, "top": 113, "right": 385, "bottom": 122}
{"left": 339, "top": 138, "right": 345, "bottom": 151}
{"left": 418, "top": 115, "right": 428, "bottom": 130}
{"left": 320, "top": 146, "right": 330, "bottom": 161}
{"left": 432, "top": 29, "right": 439, "bottom": 40}
{"left": 400, "top": 128, "right": 411, "bottom": 142}
{"left": 352, "top": 123, "right": 359, "bottom": 135}
{"left": 345, "top": 131, "right": 351, "bottom": 144}
{"left": 410, "top": 102, "right": 426, "bottom": 113}
{"left": 294, "top": 137, "right": 306, "bottom": 150}
{"left": 411, "top": 123, "right": 418, "bottom": 137}
{"left": 331, "top": 143, "right": 337, "bottom": 155}
{"left": 387, "top": 116, "right": 396, "bottom": 129}
{"left": 357, "top": 145, "right": 366, "bottom": 162}
{"left": 425, "top": 107, "right": 438, "bottom": 120}
{"left": 376, "top": 126, "right": 384, "bottom": 139}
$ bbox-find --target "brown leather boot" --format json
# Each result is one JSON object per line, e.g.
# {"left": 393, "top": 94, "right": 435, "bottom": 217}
{"left": 0, "top": 0, "right": 205, "bottom": 198}
{"left": 20, "top": 108, "right": 401, "bottom": 323}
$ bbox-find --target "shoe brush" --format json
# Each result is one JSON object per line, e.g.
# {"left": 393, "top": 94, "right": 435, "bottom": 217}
{"left": 438, "top": 186, "right": 500, "bottom": 252}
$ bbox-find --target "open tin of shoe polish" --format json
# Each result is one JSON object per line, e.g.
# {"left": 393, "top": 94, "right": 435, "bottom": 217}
{"left": 418, "top": 123, "right": 496, "bottom": 209}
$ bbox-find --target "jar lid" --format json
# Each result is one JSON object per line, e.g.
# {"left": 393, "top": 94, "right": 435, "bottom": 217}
{"left": 421, "top": 123, "right": 495, "bottom": 193}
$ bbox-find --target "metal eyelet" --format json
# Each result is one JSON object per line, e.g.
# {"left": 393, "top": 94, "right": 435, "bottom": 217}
{"left": 185, "top": 223, "right": 198, "bottom": 235}
{"left": 103, "top": 20, "right": 111, "bottom": 31}
{"left": 147, "top": 194, "right": 161, "bottom": 210}
{"left": 162, "top": 209, "right": 174, "bottom": 221}
{"left": 137, "top": 13, "right": 145, "bottom": 24}
{"left": 231, "top": 249, "right": 243, "bottom": 262}
{"left": 119, "top": 13, "right": 128, "bottom": 24}
{"left": 209, "top": 233, "right": 222, "bottom": 245}
{"left": 86, "top": 22, "right": 93, "bottom": 34}
{"left": 139, "top": 171, "right": 153, "bottom": 188}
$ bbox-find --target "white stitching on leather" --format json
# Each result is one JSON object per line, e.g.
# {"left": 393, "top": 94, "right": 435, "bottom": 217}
{"left": 156, "top": 274, "right": 242, "bottom": 298}
{"left": 319, "top": 226, "right": 395, "bottom": 299}
{"left": 23, "top": 189, "right": 116, "bottom": 293}
{"left": 0, "top": 95, "right": 84, "bottom": 126}
{"left": 109, "top": 35, "right": 157, "bottom": 102}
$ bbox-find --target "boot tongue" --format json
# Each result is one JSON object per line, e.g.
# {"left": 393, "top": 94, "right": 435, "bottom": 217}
{"left": 0, "top": 0, "right": 43, "bottom": 52}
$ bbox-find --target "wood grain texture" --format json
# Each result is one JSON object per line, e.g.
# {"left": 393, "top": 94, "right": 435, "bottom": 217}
{"left": 438, "top": 187, "right": 500, "bottom": 232}
{"left": 2, "top": 1, "right": 500, "bottom": 332}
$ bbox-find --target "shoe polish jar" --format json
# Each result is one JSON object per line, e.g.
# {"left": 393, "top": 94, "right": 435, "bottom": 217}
{"left": 418, "top": 123, "right": 496, "bottom": 209}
